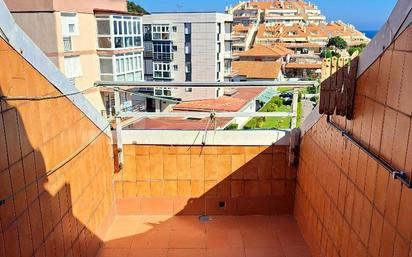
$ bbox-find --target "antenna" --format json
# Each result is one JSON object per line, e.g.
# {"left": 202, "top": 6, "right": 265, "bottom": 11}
{"left": 176, "top": 4, "right": 183, "bottom": 12}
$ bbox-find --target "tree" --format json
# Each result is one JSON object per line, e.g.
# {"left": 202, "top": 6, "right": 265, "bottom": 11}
{"left": 127, "top": 1, "right": 149, "bottom": 14}
{"left": 327, "top": 36, "right": 348, "bottom": 49}
{"left": 320, "top": 49, "right": 332, "bottom": 58}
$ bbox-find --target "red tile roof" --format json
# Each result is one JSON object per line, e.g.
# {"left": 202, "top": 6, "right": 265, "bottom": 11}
{"left": 173, "top": 88, "right": 265, "bottom": 112}
{"left": 128, "top": 88, "right": 265, "bottom": 130}
{"left": 237, "top": 44, "right": 293, "bottom": 57}
{"left": 232, "top": 61, "right": 282, "bottom": 79}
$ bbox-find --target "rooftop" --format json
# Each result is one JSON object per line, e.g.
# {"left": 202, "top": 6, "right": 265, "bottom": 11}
{"left": 232, "top": 61, "right": 283, "bottom": 79}
{"left": 237, "top": 44, "right": 293, "bottom": 58}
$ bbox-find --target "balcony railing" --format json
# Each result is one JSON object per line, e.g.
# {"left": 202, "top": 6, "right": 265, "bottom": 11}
{"left": 95, "top": 81, "right": 318, "bottom": 167}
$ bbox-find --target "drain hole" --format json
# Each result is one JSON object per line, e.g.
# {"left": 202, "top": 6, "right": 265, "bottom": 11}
{"left": 218, "top": 201, "right": 226, "bottom": 209}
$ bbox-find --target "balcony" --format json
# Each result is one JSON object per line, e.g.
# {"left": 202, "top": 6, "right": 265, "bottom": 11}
{"left": 96, "top": 14, "right": 143, "bottom": 50}
{"left": 153, "top": 52, "right": 173, "bottom": 61}
{"left": 2, "top": 2, "right": 412, "bottom": 257}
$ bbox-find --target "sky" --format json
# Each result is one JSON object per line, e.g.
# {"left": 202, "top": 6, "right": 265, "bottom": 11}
{"left": 134, "top": 0, "right": 397, "bottom": 31}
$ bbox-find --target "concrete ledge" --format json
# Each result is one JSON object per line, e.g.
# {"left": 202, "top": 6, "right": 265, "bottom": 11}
{"left": 120, "top": 130, "right": 290, "bottom": 146}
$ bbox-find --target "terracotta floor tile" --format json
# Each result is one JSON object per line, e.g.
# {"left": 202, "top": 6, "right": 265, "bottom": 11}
{"left": 283, "top": 246, "right": 311, "bottom": 257}
{"left": 277, "top": 228, "right": 307, "bottom": 248}
{"left": 236, "top": 216, "right": 272, "bottom": 231}
{"left": 245, "top": 248, "right": 285, "bottom": 257}
{"left": 169, "top": 229, "right": 207, "bottom": 249}
{"left": 207, "top": 248, "right": 246, "bottom": 257}
{"left": 207, "top": 228, "right": 243, "bottom": 248}
{"left": 205, "top": 216, "right": 239, "bottom": 230}
{"left": 167, "top": 249, "right": 207, "bottom": 257}
{"left": 269, "top": 216, "right": 298, "bottom": 231}
{"left": 96, "top": 249, "right": 129, "bottom": 257}
{"left": 99, "top": 215, "right": 310, "bottom": 257}
{"left": 128, "top": 249, "right": 168, "bottom": 257}
{"left": 103, "top": 235, "right": 134, "bottom": 249}
{"left": 241, "top": 228, "right": 282, "bottom": 248}
{"left": 169, "top": 216, "right": 206, "bottom": 231}
{"left": 131, "top": 229, "right": 170, "bottom": 249}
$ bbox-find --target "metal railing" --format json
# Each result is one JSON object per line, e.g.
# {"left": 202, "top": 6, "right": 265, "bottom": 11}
{"left": 96, "top": 80, "right": 318, "bottom": 168}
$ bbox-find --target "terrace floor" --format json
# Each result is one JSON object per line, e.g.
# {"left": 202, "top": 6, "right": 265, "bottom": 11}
{"left": 97, "top": 215, "right": 311, "bottom": 257}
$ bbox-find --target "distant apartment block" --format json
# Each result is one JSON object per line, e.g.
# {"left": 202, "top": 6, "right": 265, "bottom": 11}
{"left": 227, "top": 0, "right": 325, "bottom": 26}
{"left": 4, "top": 0, "right": 144, "bottom": 113}
{"left": 141, "top": 12, "right": 234, "bottom": 102}
{"left": 255, "top": 21, "right": 369, "bottom": 46}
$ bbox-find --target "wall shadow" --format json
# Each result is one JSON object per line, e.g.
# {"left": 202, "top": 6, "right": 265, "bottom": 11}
{"left": 0, "top": 42, "right": 114, "bottom": 257}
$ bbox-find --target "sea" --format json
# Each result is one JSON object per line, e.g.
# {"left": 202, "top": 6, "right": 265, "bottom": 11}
{"left": 361, "top": 30, "right": 378, "bottom": 40}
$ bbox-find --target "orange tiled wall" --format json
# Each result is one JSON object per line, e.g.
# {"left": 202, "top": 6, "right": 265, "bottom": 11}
{"left": 294, "top": 25, "right": 412, "bottom": 257}
{"left": 115, "top": 145, "right": 297, "bottom": 215}
{"left": 0, "top": 38, "right": 115, "bottom": 257}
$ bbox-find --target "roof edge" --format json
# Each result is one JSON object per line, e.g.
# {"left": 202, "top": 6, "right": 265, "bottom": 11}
{"left": 0, "top": 0, "right": 109, "bottom": 132}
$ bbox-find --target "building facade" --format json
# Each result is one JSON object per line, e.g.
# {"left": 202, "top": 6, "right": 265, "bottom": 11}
{"left": 4, "top": 0, "right": 144, "bottom": 114}
{"left": 142, "top": 12, "right": 234, "bottom": 101}
{"left": 227, "top": 0, "right": 325, "bottom": 26}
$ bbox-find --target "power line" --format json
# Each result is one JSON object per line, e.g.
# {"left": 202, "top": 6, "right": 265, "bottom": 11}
{"left": 0, "top": 85, "right": 97, "bottom": 101}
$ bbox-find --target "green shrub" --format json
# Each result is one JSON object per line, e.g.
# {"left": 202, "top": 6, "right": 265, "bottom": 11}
{"left": 225, "top": 123, "right": 238, "bottom": 130}
{"left": 327, "top": 36, "right": 348, "bottom": 49}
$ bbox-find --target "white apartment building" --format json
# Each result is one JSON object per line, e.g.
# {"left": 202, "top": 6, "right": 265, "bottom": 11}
{"left": 4, "top": 0, "right": 144, "bottom": 114}
{"left": 142, "top": 12, "right": 234, "bottom": 103}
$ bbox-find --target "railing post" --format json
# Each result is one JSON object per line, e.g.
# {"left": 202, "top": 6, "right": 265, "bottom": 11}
{"left": 114, "top": 88, "right": 124, "bottom": 169}
{"left": 291, "top": 88, "right": 299, "bottom": 129}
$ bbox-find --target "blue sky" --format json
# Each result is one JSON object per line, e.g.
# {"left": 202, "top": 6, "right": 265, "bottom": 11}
{"left": 133, "top": 0, "right": 397, "bottom": 30}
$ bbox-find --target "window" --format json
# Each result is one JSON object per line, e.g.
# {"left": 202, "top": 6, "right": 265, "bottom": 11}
{"left": 185, "top": 42, "right": 191, "bottom": 54}
{"left": 155, "top": 87, "right": 172, "bottom": 96}
{"left": 64, "top": 56, "right": 82, "bottom": 78}
{"left": 61, "top": 13, "right": 79, "bottom": 36}
{"left": 153, "top": 41, "right": 173, "bottom": 60}
{"left": 96, "top": 15, "right": 142, "bottom": 49}
{"left": 173, "top": 45, "right": 178, "bottom": 51}
{"left": 173, "top": 65, "right": 178, "bottom": 71}
{"left": 185, "top": 88, "right": 193, "bottom": 92}
{"left": 152, "top": 25, "right": 171, "bottom": 40}
{"left": 172, "top": 26, "right": 177, "bottom": 32}
{"left": 99, "top": 52, "right": 143, "bottom": 82}
{"left": 153, "top": 62, "right": 172, "bottom": 79}
{"left": 185, "top": 62, "right": 191, "bottom": 73}
{"left": 184, "top": 23, "right": 191, "bottom": 35}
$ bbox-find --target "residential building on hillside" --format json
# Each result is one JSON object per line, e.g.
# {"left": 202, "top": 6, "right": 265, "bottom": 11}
{"left": 232, "top": 23, "right": 253, "bottom": 52}
{"left": 4, "top": 0, "right": 144, "bottom": 113}
{"left": 227, "top": 0, "right": 325, "bottom": 26}
{"left": 255, "top": 21, "right": 369, "bottom": 46}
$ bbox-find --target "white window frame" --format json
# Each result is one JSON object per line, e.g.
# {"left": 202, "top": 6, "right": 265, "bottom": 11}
{"left": 64, "top": 56, "right": 82, "bottom": 78}
{"left": 61, "top": 12, "right": 79, "bottom": 37}
{"left": 152, "top": 24, "right": 171, "bottom": 40}
{"left": 99, "top": 52, "right": 144, "bottom": 82}
{"left": 96, "top": 15, "right": 143, "bottom": 50}
{"left": 153, "top": 62, "right": 172, "bottom": 79}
